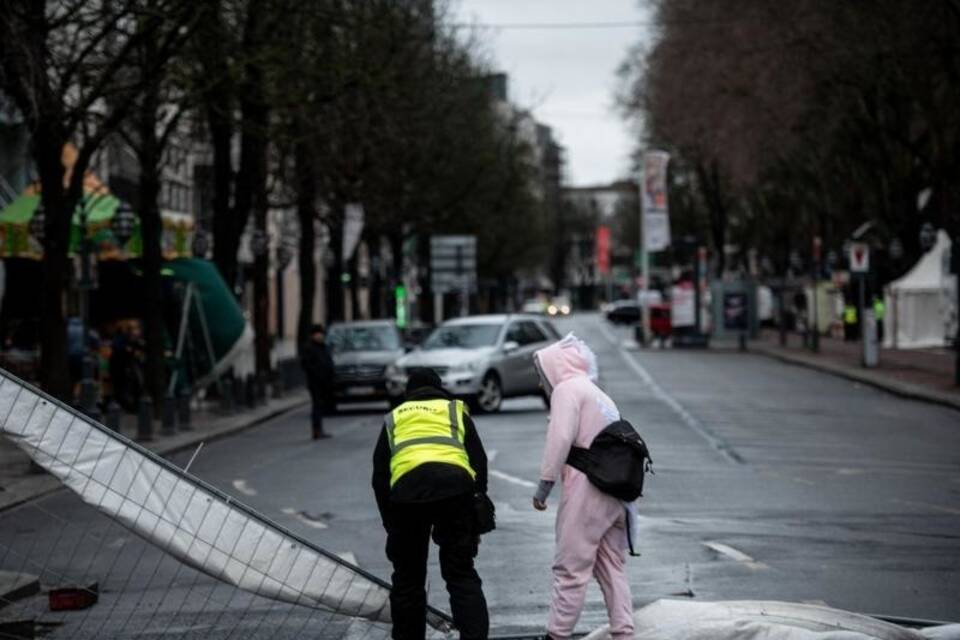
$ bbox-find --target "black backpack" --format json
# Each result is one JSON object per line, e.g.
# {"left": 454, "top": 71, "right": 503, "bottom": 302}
{"left": 566, "top": 419, "right": 653, "bottom": 501}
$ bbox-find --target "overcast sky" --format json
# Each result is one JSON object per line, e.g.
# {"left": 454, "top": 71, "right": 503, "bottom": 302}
{"left": 453, "top": 0, "right": 648, "bottom": 187}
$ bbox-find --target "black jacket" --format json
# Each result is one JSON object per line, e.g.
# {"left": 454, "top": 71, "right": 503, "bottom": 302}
{"left": 372, "top": 386, "right": 488, "bottom": 526}
{"left": 300, "top": 340, "right": 335, "bottom": 387}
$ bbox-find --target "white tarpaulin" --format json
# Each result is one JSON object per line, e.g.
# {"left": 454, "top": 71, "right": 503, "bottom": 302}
{"left": 583, "top": 599, "right": 958, "bottom": 640}
{"left": 0, "top": 371, "right": 407, "bottom": 626}
{"left": 884, "top": 230, "right": 954, "bottom": 349}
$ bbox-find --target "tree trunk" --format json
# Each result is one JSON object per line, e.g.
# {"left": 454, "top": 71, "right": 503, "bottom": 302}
{"left": 35, "top": 133, "right": 73, "bottom": 401}
{"left": 324, "top": 215, "right": 345, "bottom": 324}
{"left": 295, "top": 141, "right": 317, "bottom": 353}
{"left": 137, "top": 92, "right": 167, "bottom": 410}
{"left": 201, "top": 1, "right": 238, "bottom": 292}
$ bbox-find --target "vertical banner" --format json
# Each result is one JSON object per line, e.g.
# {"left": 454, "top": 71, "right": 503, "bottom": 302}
{"left": 596, "top": 225, "right": 611, "bottom": 275}
{"left": 342, "top": 203, "right": 365, "bottom": 261}
{"left": 642, "top": 151, "right": 671, "bottom": 252}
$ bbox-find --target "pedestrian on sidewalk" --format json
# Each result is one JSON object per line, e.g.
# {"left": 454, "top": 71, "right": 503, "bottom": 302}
{"left": 300, "top": 324, "right": 335, "bottom": 439}
{"left": 532, "top": 334, "right": 634, "bottom": 640}
{"left": 372, "top": 367, "right": 490, "bottom": 640}
{"left": 843, "top": 299, "right": 859, "bottom": 342}
{"left": 873, "top": 295, "right": 886, "bottom": 343}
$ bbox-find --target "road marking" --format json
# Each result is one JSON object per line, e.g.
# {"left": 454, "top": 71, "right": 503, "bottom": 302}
{"left": 281, "top": 507, "right": 329, "bottom": 529}
{"left": 232, "top": 479, "right": 257, "bottom": 496}
{"left": 892, "top": 498, "right": 960, "bottom": 516}
{"left": 337, "top": 552, "right": 358, "bottom": 565}
{"left": 703, "top": 541, "right": 768, "bottom": 570}
{"left": 489, "top": 469, "right": 537, "bottom": 489}
{"left": 107, "top": 537, "right": 127, "bottom": 549}
{"left": 596, "top": 319, "right": 743, "bottom": 464}
{"left": 836, "top": 468, "right": 865, "bottom": 475}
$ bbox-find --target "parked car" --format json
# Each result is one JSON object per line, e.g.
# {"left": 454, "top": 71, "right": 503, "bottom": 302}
{"left": 605, "top": 291, "right": 664, "bottom": 324}
{"left": 385, "top": 314, "right": 561, "bottom": 413}
{"left": 326, "top": 320, "right": 405, "bottom": 406}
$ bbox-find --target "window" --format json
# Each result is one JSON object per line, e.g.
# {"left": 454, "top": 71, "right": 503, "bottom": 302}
{"left": 518, "top": 321, "right": 547, "bottom": 345}
{"left": 423, "top": 324, "right": 502, "bottom": 350}
{"left": 327, "top": 325, "right": 401, "bottom": 353}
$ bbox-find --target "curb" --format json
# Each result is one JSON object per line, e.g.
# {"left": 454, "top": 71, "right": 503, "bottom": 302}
{"left": 0, "top": 570, "right": 40, "bottom": 605}
{"left": 0, "top": 392, "right": 309, "bottom": 514}
{"left": 752, "top": 345, "right": 960, "bottom": 413}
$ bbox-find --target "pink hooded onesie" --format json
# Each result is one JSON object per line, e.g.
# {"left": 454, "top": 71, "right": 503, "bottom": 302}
{"left": 533, "top": 334, "right": 634, "bottom": 639}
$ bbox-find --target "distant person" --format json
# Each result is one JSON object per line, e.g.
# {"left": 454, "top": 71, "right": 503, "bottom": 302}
{"left": 843, "top": 301, "right": 858, "bottom": 341}
{"left": 532, "top": 334, "right": 635, "bottom": 640}
{"left": 109, "top": 324, "right": 139, "bottom": 411}
{"left": 300, "top": 324, "right": 335, "bottom": 439}
{"left": 372, "top": 367, "right": 490, "bottom": 640}
{"left": 873, "top": 296, "right": 885, "bottom": 343}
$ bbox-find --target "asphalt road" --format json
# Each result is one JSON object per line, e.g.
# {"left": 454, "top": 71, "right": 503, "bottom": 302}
{"left": 2, "top": 313, "right": 958, "bottom": 638}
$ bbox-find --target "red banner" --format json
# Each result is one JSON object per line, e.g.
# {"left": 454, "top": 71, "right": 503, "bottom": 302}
{"left": 596, "top": 225, "right": 611, "bottom": 275}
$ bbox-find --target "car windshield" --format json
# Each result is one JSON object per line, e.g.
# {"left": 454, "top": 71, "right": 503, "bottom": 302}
{"left": 422, "top": 323, "right": 502, "bottom": 350}
{"left": 327, "top": 325, "right": 400, "bottom": 353}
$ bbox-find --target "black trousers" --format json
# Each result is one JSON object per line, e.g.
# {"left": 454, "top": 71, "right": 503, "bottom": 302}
{"left": 386, "top": 495, "right": 488, "bottom": 640}
{"left": 307, "top": 383, "right": 327, "bottom": 435}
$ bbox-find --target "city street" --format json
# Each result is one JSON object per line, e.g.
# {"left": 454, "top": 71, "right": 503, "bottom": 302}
{"left": 1, "top": 313, "right": 958, "bottom": 638}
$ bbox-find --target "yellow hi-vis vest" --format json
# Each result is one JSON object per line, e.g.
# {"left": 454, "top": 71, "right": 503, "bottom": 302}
{"left": 386, "top": 399, "right": 475, "bottom": 488}
{"left": 844, "top": 305, "right": 858, "bottom": 324}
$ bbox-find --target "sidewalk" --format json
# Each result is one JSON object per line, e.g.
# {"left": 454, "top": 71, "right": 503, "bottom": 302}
{"left": 0, "top": 390, "right": 309, "bottom": 514}
{"left": 753, "top": 330, "right": 960, "bottom": 411}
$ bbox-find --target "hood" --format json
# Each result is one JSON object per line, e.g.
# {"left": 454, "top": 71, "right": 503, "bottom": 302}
{"left": 333, "top": 349, "right": 402, "bottom": 366}
{"left": 533, "top": 332, "right": 599, "bottom": 392}
{"left": 398, "top": 346, "right": 495, "bottom": 368}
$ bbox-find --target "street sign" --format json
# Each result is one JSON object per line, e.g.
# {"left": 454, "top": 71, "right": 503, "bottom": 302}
{"left": 596, "top": 226, "right": 611, "bottom": 275}
{"left": 430, "top": 235, "right": 477, "bottom": 294}
{"left": 849, "top": 242, "right": 870, "bottom": 273}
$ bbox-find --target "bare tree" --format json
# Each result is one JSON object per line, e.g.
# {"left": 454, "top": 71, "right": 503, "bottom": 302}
{"left": 0, "top": 0, "right": 197, "bottom": 400}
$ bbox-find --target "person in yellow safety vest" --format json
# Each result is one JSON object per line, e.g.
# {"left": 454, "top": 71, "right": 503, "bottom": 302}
{"left": 843, "top": 302, "right": 859, "bottom": 342}
{"left": 873, "top": 296, "right": 886, "bottom": 343}
{"left": 372, "top": 367, "right": 490, "bottom": 640}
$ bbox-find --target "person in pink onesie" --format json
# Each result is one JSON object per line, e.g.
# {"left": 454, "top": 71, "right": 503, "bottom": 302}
{"left": 532, "top": 334, "right": 634, "bottom": 640}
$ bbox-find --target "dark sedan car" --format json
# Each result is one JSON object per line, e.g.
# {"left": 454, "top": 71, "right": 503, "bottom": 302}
{"left": 326, "top": 320, "right": 404, "bottom": 407}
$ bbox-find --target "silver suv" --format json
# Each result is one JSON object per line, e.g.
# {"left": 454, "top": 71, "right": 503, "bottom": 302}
{"left": 385, "top": 314, "right": 560, "bottom": 413}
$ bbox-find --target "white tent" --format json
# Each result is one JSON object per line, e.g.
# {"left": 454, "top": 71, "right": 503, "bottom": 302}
{"left": 885, "top": 230, "right": 955, "bottom": 349}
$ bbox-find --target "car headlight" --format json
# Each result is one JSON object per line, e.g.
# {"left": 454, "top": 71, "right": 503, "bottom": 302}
{"left": 547, "top": 305, "right": 558, "bottom": 315}
{"left": 452, "top": 359, "right": 483, "bottom": 374}
{"left": 386, "top": 364, "right": 401, "bottom": 378}
{"left": 561, "top": 305, "right": 571, "bottom": 315}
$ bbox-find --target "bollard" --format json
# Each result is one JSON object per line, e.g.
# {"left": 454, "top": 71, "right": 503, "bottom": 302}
{"left": 105, "top": 401, "right": 122, "bottom": 433}
{"left": 162, "top": 395, "right": 178, "bottom": 436}
{"left": 255, "top": 373, "right": 268, "bottom": 405}
{"left": 245, "top": 374, "right": 256, "bottom": 409}
{"left": 220, "top": 378, "right": 235, "bottom": 413}
{"left": 177, "top": 389, "right": 192, "bottom": 431}
{"left": 137, "top": 396, "right": 154, "bottom": 441}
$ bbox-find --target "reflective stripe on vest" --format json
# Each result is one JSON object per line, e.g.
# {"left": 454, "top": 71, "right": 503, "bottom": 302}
{"left": 844, "top": 306, "right": 857, "bottom": 323}
{"left": 386, "top": 399, "right": 475, "bottom": 487}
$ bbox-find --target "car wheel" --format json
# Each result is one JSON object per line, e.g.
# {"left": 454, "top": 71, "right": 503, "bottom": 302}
{"left": 476, "top": 372, "right": 503, "bottom": 413}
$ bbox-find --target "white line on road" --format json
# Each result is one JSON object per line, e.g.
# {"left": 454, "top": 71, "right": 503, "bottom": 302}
{"left": 337, "top": 552, "right": 358, "bottom": 565}
{"left": 489, "top": 469, "right": 537, "bottom": 489}
{"left": 703, "top": 541, "right": 768, "bottom": 570}
{"left": 281, "top": 507, "right": 329, "bottom": 529}
{"left": 596, "top": 320, "right": 743, "bottom": 464}
{"left": 891, "top": 498, "right": 960, "bottom": 516}
{"left": 232, "top": 479, "right": 257, "bottom": 496}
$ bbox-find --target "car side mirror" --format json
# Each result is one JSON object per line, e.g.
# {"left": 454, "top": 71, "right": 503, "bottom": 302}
{"left": 503, "top": 340, "right": 520, "bottom": 353}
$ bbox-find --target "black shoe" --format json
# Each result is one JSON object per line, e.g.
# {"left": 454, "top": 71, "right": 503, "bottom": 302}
{"left": 312, "top": 431, "right": 332, "bottom": 440}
